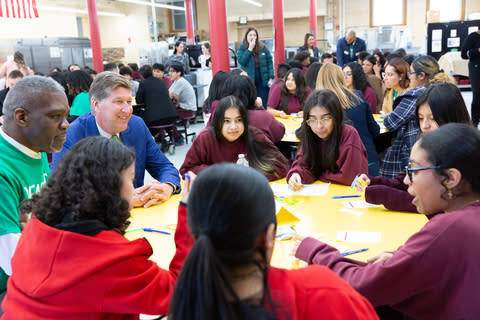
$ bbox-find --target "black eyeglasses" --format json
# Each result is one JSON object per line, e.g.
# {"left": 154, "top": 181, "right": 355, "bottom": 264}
{"left": 405, "top": 165, "right": 440, "bottom": 181}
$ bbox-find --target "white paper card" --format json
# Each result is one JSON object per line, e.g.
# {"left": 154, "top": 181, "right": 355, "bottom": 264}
{"left": 337, "top": 231, "right": 381, "bottom": 243}
{"left": 343, "top": 200, "right": 382, "bottom": 209}
{"left": 432, "top": 29, "right": 442, "bottom": 40}
{"left": 271, "top": 183, "right": 330, "bottom": 196}
{"left": 468, "top": 26, "right": 478, "bottom": 34}
{"left": 432, "top": 40, "right": 442, "bottom": 53}
{"left": 447, "top": 37, "right": 460, "bottom": 48}
{"left": 339, "top": 208, "right": 365, "bottom": 216}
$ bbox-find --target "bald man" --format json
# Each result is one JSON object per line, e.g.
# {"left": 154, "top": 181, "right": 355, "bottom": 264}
{"left": 0, "top": 76, "right": 69, "bottom": 312}
{"left": 336, "top": 29, "right": 366, "bottom": 67}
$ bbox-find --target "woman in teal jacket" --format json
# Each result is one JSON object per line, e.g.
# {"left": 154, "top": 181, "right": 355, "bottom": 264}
{"left": 237, "top": 27, "right": 274, "bottom": 109}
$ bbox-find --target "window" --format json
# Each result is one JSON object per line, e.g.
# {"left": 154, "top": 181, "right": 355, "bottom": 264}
{"left": 170, "top": 0, "right": 197, "bottom": 31}
{"left": 427, "top": 0, "right": 465, "bottom": 22}
{"left": 370, "top": 0, "right": 406, "bottom": 27}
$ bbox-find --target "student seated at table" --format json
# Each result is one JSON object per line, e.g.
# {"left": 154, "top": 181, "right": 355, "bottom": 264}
{"left": 221, "top": 75, "right": 285, "bottom": 143}
{"left": 1, "top": 136, "right": 193, "bottom": 319}
{"left": 169, "top": 163, "right": 379, "bottom": 320}
{"left": 355, "top": 83, "right": 471, "bottom": 213}
{"left": 168, "top": 63, "right": 197, "bottom": 120}
{"left": 287, "top": 89, "right": 368, "bottom": 189}
{"left": 295, "top": 123, "right": 480, "bottom": 319}
{"left": 267, "top": 68, "right": 311, "bottom": 119}
{"left": 180, "top": 96, "right": 288, "bottom": 181}
{"left": 316, "top": 63, "right": 380, "bottom": 176}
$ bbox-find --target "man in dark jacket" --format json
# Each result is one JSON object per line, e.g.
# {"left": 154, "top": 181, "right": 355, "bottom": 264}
{"left": 336, "top": 30, "right": 366, "bottom": 67}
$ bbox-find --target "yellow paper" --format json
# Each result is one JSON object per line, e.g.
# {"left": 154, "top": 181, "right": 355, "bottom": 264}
{"left": 276, "top": 207, "right": 300, "bottom": 226}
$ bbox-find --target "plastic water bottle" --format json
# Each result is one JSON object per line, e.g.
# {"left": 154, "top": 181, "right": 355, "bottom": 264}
{"left": 236, "top": 154, "right": 249, "bottom": 167}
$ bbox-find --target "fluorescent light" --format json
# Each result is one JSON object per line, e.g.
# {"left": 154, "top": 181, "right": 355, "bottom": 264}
{"left": 242, "top": 0, "right": 263, "bottom": 7}
{"left": 116, "top": 0, "right": 186, "bottom": 11}
{"left": 37, "top": 5, "right": 126, "bottom": 17}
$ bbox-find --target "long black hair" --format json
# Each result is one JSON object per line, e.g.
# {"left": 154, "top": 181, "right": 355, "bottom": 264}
{"left": 202, "top": 71, "right": 231, "bottom": 112}
{"left": 210, "top": 96, "right": 287, "bottom": 180}
{"left": 304, "top": 62, "right": 322, "bottom": 90}
{"left": 345, "top": 62, "right": 371, "bottom": 92}
{"left": 299, "top": 89, "right": 345, "bottom": 176}
{"left": 222, "top": 75, "right": 258, "bottom": 110}
{"left": 415, "top": 82, "right": 471, "bottom": 128}
{"left": 27, "top": 136, "right": 135, "bottom": 233}
{"left": 169, "top": 163, "right": 278, "bottom": 320}
{"left": 279, "top": 68, "right": 308, "bottom": 113}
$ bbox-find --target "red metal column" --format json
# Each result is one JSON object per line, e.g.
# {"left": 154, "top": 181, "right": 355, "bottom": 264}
{"left": 273, "top": 0, "right": 285, "bottom": 79}
{"left": 207, "top": 0, "right": 230, "bottom": 74}
{"left": 185, "top": 0, "right": 195, "bottom": 45}
{"left": 87, "top": 0, "right": 103, "bottom": 72}
{"left": 310, "top": 0, "right": 317, "bottom": 46}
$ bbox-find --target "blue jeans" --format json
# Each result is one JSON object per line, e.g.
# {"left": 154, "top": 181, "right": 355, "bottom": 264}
{"left": 255, "top": 68, "right": 269, "bottom": 109}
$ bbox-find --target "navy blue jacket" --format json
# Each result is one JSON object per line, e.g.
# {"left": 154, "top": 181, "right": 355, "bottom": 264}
{"left": 51, "top": 113, "right": 181, "bottom": 189}
{"left": 297, "top": 45, "right": 320, "bottom": 58}
{"left": 336, "top": 37, "right": 366, "bottom": 67}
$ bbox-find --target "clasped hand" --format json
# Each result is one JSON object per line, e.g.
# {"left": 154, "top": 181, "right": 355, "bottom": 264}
{"left": 132, "top": 180, "right": 174, "bottom": 208}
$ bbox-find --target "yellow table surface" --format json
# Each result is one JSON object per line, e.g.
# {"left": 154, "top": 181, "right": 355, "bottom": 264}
{"left": 126, "top": 180, "right": 427, "bottom": 270}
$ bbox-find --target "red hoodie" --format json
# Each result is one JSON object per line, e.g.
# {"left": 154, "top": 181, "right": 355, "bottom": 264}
{"left": 1, "top": 205, "right": 193, "bottom": 320}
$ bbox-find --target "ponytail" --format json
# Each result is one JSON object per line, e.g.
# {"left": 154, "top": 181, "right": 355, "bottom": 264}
{"left": 429, "top": 69, "right": 455, "bottom": 84}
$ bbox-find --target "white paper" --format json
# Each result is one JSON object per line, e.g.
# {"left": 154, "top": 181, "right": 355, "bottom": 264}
{"left": 271, "top": 183, "right": 330, "bottom": 197}
{"left": 432, "top": 40, "right": 442, "bottom": 53}
{"left": 339, "top": 208, "right": 365, "bottom": 216}
{"left": 468, "top": 26, "right": 478, "bottom": 34}
{"left": 447, "top": 37, "right": 460, "bottom": 48}
{"left": 343, "top": 200, "right": 382, "bottom": 209}
{"left": 432, "top": 29, "right": 442, "bottom": 40}
{"left": 337, "top": 231, "right": 381, "bottom": 243}
{"left": 450, "top": 29, "right": 457, "bottom": 37}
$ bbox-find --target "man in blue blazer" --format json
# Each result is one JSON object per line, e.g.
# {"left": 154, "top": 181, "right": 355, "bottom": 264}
{"left": 52, "top": 72, "right": 181, "bottom": 208}
{"left": 336, "top": 29, "right": 367, "bottom": 67}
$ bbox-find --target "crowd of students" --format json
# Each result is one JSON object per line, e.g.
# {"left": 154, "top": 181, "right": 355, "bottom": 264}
{"left": 0, "top": 29, "right": 479, "bottom": 319}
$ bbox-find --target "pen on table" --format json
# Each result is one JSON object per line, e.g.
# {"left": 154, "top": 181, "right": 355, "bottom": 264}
{"left": 125, "top": 228, "right": 172, "bottom": 235}
{"left": 331, "top": 195, "right": 361, "bottom": 199}
{"left": 341, "top": 248, "right": 369, "bottom": 256}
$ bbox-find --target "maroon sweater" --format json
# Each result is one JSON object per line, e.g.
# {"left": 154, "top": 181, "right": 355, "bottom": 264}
{"left": 296, "top": 202, "right": 480, "bottom": 319}
{"left": 363, "top": 86, "right": 377, "bottom": 114}
{"left": 179, "top": 128, "right": 287, "bottom": 181}
{"left": 365, "top": 172, "right": 417, "bottom": 213}
{"left": 207, "top": 103, "right": 285, "bottom": 143}
{"left": 287, "top": 125, "right": 368, "bottom": 186}
{"left": 267, "top": 85, "right": 312, "bottom": 114}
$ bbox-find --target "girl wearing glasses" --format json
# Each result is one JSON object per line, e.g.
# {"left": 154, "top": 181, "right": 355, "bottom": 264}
{"left": 380, "top": 56, "right": 455, "bottom": 178}
{"left": 355, "top": 83, "right": 471, "bottom": 213}
{"left": 180, "top": 96, "right": 288, "bottom": 181}
{"left": 295, "top": 123, "right": 480, "bottom": 318}
{"left": 170, "top": 163, "right": 378, "bottom": 320}
{"left": 267, "top": 68, "right": 311, "bottom": 118}
{"left": 316, "top": 64, "right": 380, "bottom": 176}
{"left": 287, "top": 89, "right": 368, "bottom": 190}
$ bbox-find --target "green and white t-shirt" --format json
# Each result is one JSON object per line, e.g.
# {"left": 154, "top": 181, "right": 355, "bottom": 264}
{"left": 0, "top": 129, "right": 50, "bottom": 292}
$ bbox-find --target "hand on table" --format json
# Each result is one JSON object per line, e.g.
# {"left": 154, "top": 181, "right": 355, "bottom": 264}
{"left": 288, "top": 173, "right": 303, "bottom": 191}
{"left": 277, "top": 110, "right": 289, "bottom": 119}
{"left": 180, "top": 171, "right": 197, "bottom": 204}
{"left": 367, "top": 252, "right": 393, "bottom": 264}
{"left": 290, "top": 234, "right": 305, "bottom": 256}
{"left": 354, "top": 173, "right": 371, "bottom": 191}
{"left": 132, "top": 180, "right": 174, "bottom": 208}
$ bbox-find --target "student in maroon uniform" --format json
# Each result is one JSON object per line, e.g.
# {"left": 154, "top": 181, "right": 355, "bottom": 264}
{"left": 287, "top": 89, "right": 368, "bottom": 188}
{"left": 180, "top": 96, "right": 287, "bottom": 181}
{"left": 169, "top": 163, "right": 379, "bottom": 320}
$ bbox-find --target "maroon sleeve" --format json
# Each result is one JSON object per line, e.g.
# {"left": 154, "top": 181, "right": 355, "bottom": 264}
{"left": 206, "top": 100, "right": 219, "bottom": 127}
{"left": 286, "top": 145, "right": 316, "bottom": 184}
{"left": 267, "top": 84, "right": 282, "bottom": 109}
{"left": 318, "top": 126, "right": 368, "bottom": 186}
{"left": 179, "top": 130, "right": 212, "bottom": 177}
{"left": 365, "top": 185, "right": 417, "bottom": 212}
{"left": 369, "top": 172, "right": 408, "bottom": 189}
{"left": 266, "top": 114, "right": 286, "bottom": 143}
{"left": 163, "top": 77, "right": 172, "bottom": 89}
{"left": 364, "top": 87, "right": 377, "bottom": 114}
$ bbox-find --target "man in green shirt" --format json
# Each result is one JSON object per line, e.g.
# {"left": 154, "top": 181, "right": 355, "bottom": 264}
{"left": 0, "top": 76, "right": 70, "bottom": 313}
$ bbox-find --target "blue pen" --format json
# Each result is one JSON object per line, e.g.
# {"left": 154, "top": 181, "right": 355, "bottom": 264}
{"left": 341, "top": 248, "right": 369, "bottom": 256}
{"left": 331, "top": 195, "right": 361, "bottom": 199}
{"left": 184, "top": 173, "right": 190, "bottom": 181}
{"left": 142, "top": 228, "right": 172, "bottom": 235}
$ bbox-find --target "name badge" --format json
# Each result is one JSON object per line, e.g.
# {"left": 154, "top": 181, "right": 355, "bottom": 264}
{"left": 344, "top": 50, "right": 349, "bottom": 55}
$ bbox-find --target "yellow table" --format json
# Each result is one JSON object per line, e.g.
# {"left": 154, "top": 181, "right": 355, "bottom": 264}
{"left": 374, "top": 113, "right": 387, "bottom": 133}
{"left": 126, "top": 180, "right": 427, "bottom": 269}
{"left": 278, "top": 116, "right": 302, "bottom": 143}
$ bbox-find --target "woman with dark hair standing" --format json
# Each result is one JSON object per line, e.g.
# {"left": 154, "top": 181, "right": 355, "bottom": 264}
{"left": 287, "top": 89, "right": 368, "bottom": 188}
{"left": 356, "top": 82, "right": 471, "bottom": 213}
{"left": 296, "top": 123, "right": 480, "bottom": 319}
{"left": 380, "top": 55, "right": 454, "bottom": 178}
{"left": 297, "top": 33, "right": 320, "bottom": 58}
{"left": 461, "top": 29, "right": 480, "bottom": 127}
{"left": 237, "top": 27, "right": 274, "bottom": 108}
{"left": 1, "top": 136, "right": 192, "bottom": 319}
{"left": 66, "top": 70, "right": 93, "bottom": 121}
{"left": 169, "top": 163, "right": 378, "bottom": 320}
{"left": 0, "top": 51, "right": 33, "bottom": 78}
{"left": 344, "top": 62, "right": 377, "bottom": 113}
{"left": 180, "top": 96, "right": 287, "bottom": 181}
{"left": 382, "top": 58, "right": 410, "bottom": 114}
{"left": 267, "top": 68, "right": 311, "bottom": 118}
{"left": 165, "top": 41, "right": 190, "bottom": 74}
